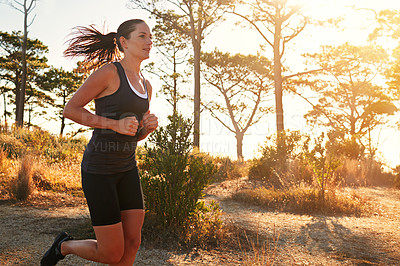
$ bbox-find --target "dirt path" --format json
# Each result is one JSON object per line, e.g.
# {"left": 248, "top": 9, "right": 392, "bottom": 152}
{"left": 1, "top": 180, "right": 399, "bottom": 265}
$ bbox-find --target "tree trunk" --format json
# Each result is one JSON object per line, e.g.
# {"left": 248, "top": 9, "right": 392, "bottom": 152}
{"left": 60, "top": 96, "right": 66, "bottom": 136}
{"left": 16, "top": 0, "right": 29, "bottom": 128}
{"left": 274, "top": 22, "right": 284, "bottom": 133}
{"left": 236, "top": 132, "right": 244, "bottom": 163}
{"left": 173, "top": 51, "right": 177, "bottom": 114}
{"left": 60, "top": 117, "right": 65, "bottom": 136}
{"left": 15, "top": 72, "right": 21, "bottom": 125}
{"left": 27, "top": 104, "right": 31, "bottom": 129}
{"left": 3, "top": 93, "right": 8, "bottom": 129}
{"left": 193, "top": 40, "right": 201, "bottom": 148}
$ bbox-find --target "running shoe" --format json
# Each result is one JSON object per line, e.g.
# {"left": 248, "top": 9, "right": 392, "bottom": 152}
{"left": 40, "top": 232, "right": 73, "bottom": 266}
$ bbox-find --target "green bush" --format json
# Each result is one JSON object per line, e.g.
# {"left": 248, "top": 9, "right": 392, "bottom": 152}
{"left": 16, "top": 127, "right": 52, "bottom": 151}
{"left": 140, "top": 114, "right": 217, "bottom": 228}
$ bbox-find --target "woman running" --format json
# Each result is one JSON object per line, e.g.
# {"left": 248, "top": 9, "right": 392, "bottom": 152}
{"left": 40, "top": 19, "right": 158, "bottom": 266}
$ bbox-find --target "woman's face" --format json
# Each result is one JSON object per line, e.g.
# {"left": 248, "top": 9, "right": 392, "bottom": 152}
{"left": 121, "top": 22, "right": 153, "bottom": 60}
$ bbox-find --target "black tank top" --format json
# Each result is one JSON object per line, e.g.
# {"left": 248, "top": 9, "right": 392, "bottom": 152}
{"left": 81, "top": 62, "right": 149, "bottom": 174}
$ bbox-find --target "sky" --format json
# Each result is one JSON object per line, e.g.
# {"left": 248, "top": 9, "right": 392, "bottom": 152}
{"left": 1, "top": 0, "right": 400, "bottom": 167}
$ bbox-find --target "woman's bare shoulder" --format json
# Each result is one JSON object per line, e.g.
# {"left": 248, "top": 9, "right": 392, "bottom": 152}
{"left": 92, "top": 62, "right": 118, "bottom": 79}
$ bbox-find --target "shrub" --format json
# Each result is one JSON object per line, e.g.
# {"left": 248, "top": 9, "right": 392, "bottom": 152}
{"left": 249, "top": 130, "right": 305, "bottom": 188}
{"left": 0, "top": 134, "right": 26, "bottom": 158}
{"left": 140, "top": 113, "right": 217, "bottom": 228}
{"left": 0, "top": 127, "right": 86, "bottom": 164}
{"left": 9, "top": 155, "right": 35, "bottom": 201}
{"left": 211, "top": 156, "right": 247, "bottom": 181}
{"left": 362, "top": 159, "right": 393, "bottom": 186}
{"left": 336, "top": 158, "right": 364, "bottom": 186}
{"left": 325, "top": 129, "right": 365, "bottom": 160}
{"left": 17, "top": 127, "right": 52, "bottom": 151}
{"left": 394, "top": 175, "right": 400, "bottom": 189}
{"left": 393, "top": 165, "right": 400, "bottom": 189}
{"left": 248, "top": 156, "right": 277, "bottom": 186}
{"left": 46, "top": 135, "right": 86, "bottom": 164}
{"left": 182, "top": 200, "right": 224, "bottom": 248}
{"left": 303, "top": 132, "right": 342, "bottom": 201}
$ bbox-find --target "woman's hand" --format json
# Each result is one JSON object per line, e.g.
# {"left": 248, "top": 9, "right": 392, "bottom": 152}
{"left": 113, "top": 116, "right": 139, "bottom": 136}
{"left": 142, "top": 111, "right": 158, "bottom": 134}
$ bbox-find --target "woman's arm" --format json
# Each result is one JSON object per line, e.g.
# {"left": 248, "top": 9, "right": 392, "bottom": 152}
{"left": 63, "top": 64, "right": 139, "bottom": 136}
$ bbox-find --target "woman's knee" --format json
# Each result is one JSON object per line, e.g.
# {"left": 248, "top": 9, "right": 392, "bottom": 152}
{"left": 126, "top": 237, "right": 141, "bottom": 251}
{"left": 99, "top": 248, "right": 124, "bottom": 264}
{"left": 93, "top": 222, "right": 125, "bottom": 264}
{"left": 120, "top": 209, "right": 144, "bottom": 251}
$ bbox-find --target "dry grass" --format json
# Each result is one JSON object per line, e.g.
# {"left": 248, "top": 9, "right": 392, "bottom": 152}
{"left": 212, "top": 157, "right": 249, "bottom": 181}
{"left": 0, "top": 127, "right": 84, "bottom": 201}
{"left": 8, "top": 155, "right": 35, "bottom": 201}
{"left": 182, "top": 201, "right": 224, "bottom": 249}
{"left": 0, "top": 156, "right": 83, "bottom": 201}
{"left": 32, "top": 158, "right": 82, "bottom": 192}
{"left": 337, "top": 158, "right": 394, "bottom": 187}
{"left": 0, "top": 147, "right": 8, "bottom": 171}
{"left": 238, "top": 227, "right": 280, "bottom": 266}
{"left": 231, "top": 184, "right": 373, "bottom": 217}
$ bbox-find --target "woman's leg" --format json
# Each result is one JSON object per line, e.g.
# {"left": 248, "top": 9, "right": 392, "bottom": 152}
{"left": 62, "top": 167, "right": 144, "bottom": 265}
{"left": 111, "top": 209, "right": 145, "bottom": 266}
{"left": 109, "top": 166, "right": 145, "bottom": 265}
{"left": 60, "top": 222, "right": 125, "bottom": 265}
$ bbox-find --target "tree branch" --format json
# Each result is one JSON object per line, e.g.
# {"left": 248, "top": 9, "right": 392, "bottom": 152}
{"left": 229, "top": 10, "right": 274, "bottom": 48}
{"left": 202, "top": 102, "right": 236, "bottom": 134}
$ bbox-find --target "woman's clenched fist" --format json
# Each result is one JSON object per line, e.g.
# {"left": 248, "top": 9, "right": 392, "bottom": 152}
{"left": 142, "top": 111, "right": 158, "bottom": 134}
{"left": 114, "top": 116, "right": 139, "bottom": 136}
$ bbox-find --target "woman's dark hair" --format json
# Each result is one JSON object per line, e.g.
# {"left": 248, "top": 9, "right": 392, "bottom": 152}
{"left": 64, "top": 19, "right": 145, "bottom": 70}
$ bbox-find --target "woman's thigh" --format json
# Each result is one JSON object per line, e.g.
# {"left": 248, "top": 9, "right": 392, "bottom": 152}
{"left": 120, "top": 209, "right": 145, "bottom": 241}
{"left": 93, "top": 222, "right": 125, "bottom": 257}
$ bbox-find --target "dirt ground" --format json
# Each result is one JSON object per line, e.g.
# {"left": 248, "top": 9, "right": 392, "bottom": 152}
{"left": 1, "top": 178, "right": 400, "bottom": 265}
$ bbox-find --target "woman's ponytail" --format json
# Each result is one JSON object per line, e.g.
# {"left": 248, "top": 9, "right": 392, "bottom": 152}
{"left": 64, "top": 19, "right": 145, "bottom": 71}
{"left": 64, "top": 26, "right": 121, "bottom": 70}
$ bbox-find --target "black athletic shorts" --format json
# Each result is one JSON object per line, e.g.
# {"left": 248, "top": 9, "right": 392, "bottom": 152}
{"left": 81, "top": 167, "right": 144, "bottom": 226}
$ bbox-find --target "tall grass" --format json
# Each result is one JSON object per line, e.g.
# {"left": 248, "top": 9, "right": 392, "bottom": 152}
{"left": 0, "top": 147, "right": 8, "bottom": 172}
{"left": 182, "top": 201, "right": 224, "bottom": 249}
{"left": 237, "top": 226, "right": 279, "bottom": 266}
{"left": 8, "top": 155, "right": 34, "bottom": 201}
{"left": 232, "top": 184, "right": 372, "bottom": 216}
